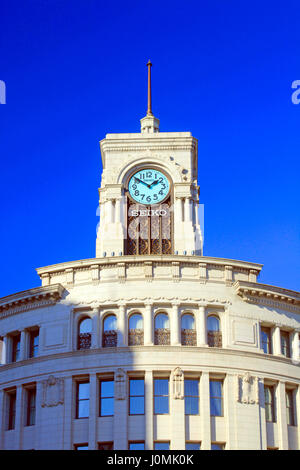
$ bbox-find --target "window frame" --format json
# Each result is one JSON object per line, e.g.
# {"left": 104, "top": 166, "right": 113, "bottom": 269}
{"left": 76, "top": 380, "right": 90, "bottom": 419}
{"left": 25, "top": 385, "right": 36, "bottom": 426}
{"left": 29, "top": 329, "right": 39, "bottom": 358}
{"left": 7, "top": 389, "right": 16, "bottom": 430}
{"left": 99, "top": 379, "right": 114, "bottom": 417}
{"left": 128, "top": 441, "right": 145, "bottom": 450}
{"left": 264, "top": 384, "right": 276, "bottom": 423}
{"left": 209, "top": 379, "right": 223, "bottom": 417}
{"left": 280, "top": 331, "right": 291, "bottom": 358}
{"left": 129, "top": 377, "right": 145, "bottom": 416}
{"left": 261, "top": 326, "right": 272, "bottom": 354}
{"left": 153, "top": 378, "right": 169, "bottom": 415}
{"left": 184, "top": 378, "right": 200, "bottom": 415}
{"left": 11, "top": 333, "right": 21, "bottom": 362}
{"left": 286, "top": 389, "right": 295, "bottom": 426}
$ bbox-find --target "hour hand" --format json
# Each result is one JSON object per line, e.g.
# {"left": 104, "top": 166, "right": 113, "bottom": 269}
{"left": 149, "top": 180, "right": 159, "bottom": 188}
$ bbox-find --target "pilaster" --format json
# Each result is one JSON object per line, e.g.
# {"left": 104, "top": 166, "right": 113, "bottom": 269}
{"left": 145, "top": 370, "right": 153, "bottom": 450}
{"left": 200, "top": 372, "right": 211, "bottom": 449}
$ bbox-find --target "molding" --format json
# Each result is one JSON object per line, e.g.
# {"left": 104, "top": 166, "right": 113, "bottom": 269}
{"left": 0, "top": 284, "right": 65, "bottom": 319}
{"left": 234, "top": 281, "right": 300, "bottom": 311}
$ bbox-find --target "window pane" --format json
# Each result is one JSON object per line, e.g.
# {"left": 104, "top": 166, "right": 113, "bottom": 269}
{"left": 155, "top": 314, "right": 169, "bottom": 329}
{"left": 185, "top": 379, "right": 198, "bottom": 396}
{"left": 129, "top": 314, "right": 143, "bottom": 330}
{"left": 129, "top": 442, "right": 145, "bottom": 450}
{"left": 210, "top": 380, "right": 222, "bottom": 397}
{"left": 130, "top": 396, "right": 144, "bottom": 415}
{"left": 79, "top": 318, "right": 92, "bottom": 333}
{"left": 104, "top": 315, "right": 117, "bottom": 331}
{"left": 75, "top": 445, "right": 89, "bottom": 450}
{"left": 78, "top": 400, "right": 89, "bottom": 418}
{"left": 207, "top": 316, "right": 220, "bottom": 331}
{"left": 101, "top": 397, "right": 114, "bottom": 416}
{"left": 186, "top": 443, "right": 201, "bottom": 450}
{"left": 211, "top": 443, "right": 224, "bottom": 450}
{"left": 211, "top": 398, "right": 222, "bottom": 416}
{"left": 130, "top": 379, "right": 144, "bottom": 396}
{"left": 185, "top": 396, "right": 199, "bottom": 415}
{"left": 78, "top": 383, "right": 90, "bottom": 399}
{"left": 181, "top": 314, "right": 195, "bottom": 330}
{"left": 154, "top": 379, "right": 168, "bottom": 395}
{"left": 154, "top": 442, "right": 170, "bottom": 450}
{"left": 154, "top": 396, "right": 169, "bottom": 414}
{"left": 101, "top": 381, "right": 114, "bottom": 398}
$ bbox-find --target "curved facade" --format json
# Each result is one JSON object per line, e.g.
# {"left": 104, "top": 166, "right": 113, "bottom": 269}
{"left": 0, "top": 92, "right": 299, "bottom": 450}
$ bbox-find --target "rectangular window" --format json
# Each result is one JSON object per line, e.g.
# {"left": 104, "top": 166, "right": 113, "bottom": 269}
{"left": 26, "top": 387, "right": 36, "bottom": 426}
{"left": 74, "top": 444, "right": 89, "bottom": 450}
{"left": 129, "top": 441, "right": 145, "bottom": 450}
{"left": 281, "top": 331, "right": 290, "bottom": 358}
{"left": 7, "top": 390, "right": 16, "bottom": 430}
{"left": 286, "top": 390, "right": 295, "bottom": 426}
{"left": 98, "top": 442, "right": 114, "bottom": 450}
{"left": 29, "top": 330, "right": 39, "bottom": 358}
{"left": 100, "top": 380, "right": 114, "bottom": 417}
{"left": 184, "top": 379, "right": 199, "bottom": 415}
{"left": 76, "top": 381, "right": 90, "bottom": 419}
{"left": 154, "top": 441, "right": 170, "bottom": 450}
{"left": 129, "top": 378, "right": 145, "bottom": 415}
{"left": 210, "top": 380, "right": 223, "bottom": 416}
{"left": 12, "top": 334, "right": 21, "bottom": 362}
{"left": 211, "top": 442, "right": 225, "bottom": 450}
{"left": 186, "top": 442, "right": 201, "bottom": 450}
{"left": 261, "top": 327, "right": 272, "bottom": 354}
{"left": 154, "top": 378, "right": 169, "bottom": 414}
{"left": 264, "top": 385, "right": 276, "bottom": 422}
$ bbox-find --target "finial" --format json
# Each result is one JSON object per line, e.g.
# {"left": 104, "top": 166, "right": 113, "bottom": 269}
{"left": 147, "top": 60, "right": 153, "bottom": 116}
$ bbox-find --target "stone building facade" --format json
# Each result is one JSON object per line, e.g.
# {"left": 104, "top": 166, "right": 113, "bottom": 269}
{"left": 0, "top": 83, "right": 299, "bottom": 450}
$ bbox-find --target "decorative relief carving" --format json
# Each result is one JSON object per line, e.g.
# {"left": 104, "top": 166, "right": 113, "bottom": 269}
{"left": 115, "top": 368, "right": 126, "bottom": 400}
{"left": 172, "top": 367, "right": 184, "bottom": 399}
{"left": 41, "top": 375, "right": 64, "bottom": 407}
{"left": 236, "top": 372, "right": 259, "bottom": 404}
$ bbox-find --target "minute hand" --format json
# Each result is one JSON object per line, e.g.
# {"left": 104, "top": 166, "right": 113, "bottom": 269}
{"left": 134, "top": 177, "right": 150, "bottom": 188}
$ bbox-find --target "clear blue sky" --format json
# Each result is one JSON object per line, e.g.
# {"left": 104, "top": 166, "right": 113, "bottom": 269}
{"left": 0, "top": 0, "right": 299, "bottom": 297}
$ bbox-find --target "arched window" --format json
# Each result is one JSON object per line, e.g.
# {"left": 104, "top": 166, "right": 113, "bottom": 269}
{"left": 181, "top": 314, "right": 196, "bottom": 346}
{"left": 77, "top": 317, "right": 92, "bottom": 350}
{"left": 207, "top": 315, "right": 222, "bottom": 347}
{"left": 154, "top": 313, "right": 170, "bottom": 345}
{"left": 128, "top": 313, "right": 144, "bottom": 346}
{"left": 102, "top": 314, "right": 117, "bottom": 348}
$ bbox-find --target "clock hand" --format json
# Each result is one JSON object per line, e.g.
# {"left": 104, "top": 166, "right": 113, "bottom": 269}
{"left": 134, "top": 177, "right": 150, "bottom": 188}
{"left": 149, "top": 180, "right": 159, "bottom": 188}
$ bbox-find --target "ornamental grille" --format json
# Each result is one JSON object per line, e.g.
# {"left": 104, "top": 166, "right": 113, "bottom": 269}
{"left": 125, "top": 198, "right": 172, "bottom": 255}
{"left": 154, "top": 328, "right": 170, "bottom": 345}
{"left": 128, "top": 329, "right": 144, "bottom": 346}
{"left": 78, "top": 333, "right": 91, "bottom": 350}
{"left": 207, "top": 331, "right": 222, "bottom": 347}
{"left": 102, "top": 330, "right": 117, "bottom": 348}
{"left": 181, "top": 329, "right": 197, "bottom": 346}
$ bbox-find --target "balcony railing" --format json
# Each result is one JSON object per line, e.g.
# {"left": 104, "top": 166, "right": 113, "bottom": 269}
{"left": 102, "top": 330, "right": 117, "bottom": 348}
{"left": 181, "top": 329, "right": 197, "bottom": 346}
{"left": 207, "top": 331, "right": 222, "bottom": 347}
{"left": 78, "top": 333, "right": 91, "bottom": 350}
{"left": 154, "top": 328, "right": 170, "bottom": 345}
{"left": 128, "top": 329, "right": 144, "bottom": 346}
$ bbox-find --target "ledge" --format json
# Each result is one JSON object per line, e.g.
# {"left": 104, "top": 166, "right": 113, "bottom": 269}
{"left": 234, "top": 281, "right": 300, "bottom": 307}
{"left": 0, "top": 284, "right": 65, "bottom": 317}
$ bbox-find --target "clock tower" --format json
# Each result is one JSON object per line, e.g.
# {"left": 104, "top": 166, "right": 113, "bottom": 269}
{"left": 96, "top": 62, "right": 203, "bottom": 258}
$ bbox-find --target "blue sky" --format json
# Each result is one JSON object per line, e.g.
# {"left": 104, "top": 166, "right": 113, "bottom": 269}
{"left": 0, "top": 0, "right": 299, "bottom": 296}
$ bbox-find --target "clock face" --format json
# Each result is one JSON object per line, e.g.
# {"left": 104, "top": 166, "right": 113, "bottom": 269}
{"left": 128, "top": 169, "right": 170, "bottom": 205}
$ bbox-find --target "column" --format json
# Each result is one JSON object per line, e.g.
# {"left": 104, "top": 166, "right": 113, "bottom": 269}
{"left": 107, "top": 199, "right": 113, "bottom": 224}
{"left": 224, "top": 374, "right": 237, "bottom": 449}
{"left": 197, "top": 305, "right": 207, "bottom": 347}
{"left": 292, "top": 331, "right": 300, "bottom": 362}
{"left": 144, "top": 302, "right": 153, "bottom": 346}
{"left": 91, "top": 308, "right": 100, "bottom": 349}
{"left": 117, "top": 303, "right": 127, "bottom": 347}
{"left": 0, "top": 389, "right": 4, "bottom": 449}
{"left": 184, "top": 198, "right": 191, "bottom": 222}
{"left": 200, "top": 372, "right": 211, "bottom": 449}
{"left": 35, "top": 381, "right": 43, "bottom": 450}
{"left": 19, "top": 330, "right": 27, "bottom": 361}
{"left": 88, "top": 374, "right": 98, "bottom": 450}
{"left": 115, "top": 198, "right": 121, "bottom": 223}
{"left": 113, "top": 370, "right": 128, "bottom": 450}
{"left": 63, "top": 376, "right": 73, "bottom": 449}
{"left": 273, "top": 326, "right": 282, "bottom": 356}
{"left": 171, "top": 303, "right": 180, "bottom": 346}
{"left": 171, "top": 369, "right": 185, "bottom": 449}
{"left": 15, "top": 384, "right": 24, "bottom": 450}
{"left": 145, "top": 370, "right": 153, "bottom": 450}
{"left": 258, "top": 379, "right": 267, "bottom": 450}
{"left": 277, "top": 381, "right": 288, "bottom": 449}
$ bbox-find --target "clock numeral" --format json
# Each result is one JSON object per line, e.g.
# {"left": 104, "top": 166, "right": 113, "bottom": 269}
{"left": 153, "top": 194, "right": 158, "bottom": 200}
{"left": 159, "top": 190, "right": 164, "bottom": 196}
{"left": 146, "top": 196, "right": 151, "bottom": 203}
{"left": 146, "top": 171, "right": 152, "bottom": 178}
{"left": 132, "top": 184, "right": 137, "bottom": 189}
{"left": 140, "top": 194, "right": 145, "bottom": 200}
{"left": 135, "top": 190, "right": 139, "bottom": 196}
{"left": 158, "top": 177, "right": 163, "bottom": 183}
{"left": 161, "top": 184, "right": 166, "bottom": 189}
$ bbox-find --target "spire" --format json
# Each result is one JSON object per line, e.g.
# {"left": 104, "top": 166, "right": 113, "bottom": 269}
{"left": 140, "top": 60, "right": 160, "bottom": 133}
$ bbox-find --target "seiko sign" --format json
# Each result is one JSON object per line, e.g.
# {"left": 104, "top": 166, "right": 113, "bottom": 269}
{"left": 131, "top": 209, "right": 168, "bottom": 217}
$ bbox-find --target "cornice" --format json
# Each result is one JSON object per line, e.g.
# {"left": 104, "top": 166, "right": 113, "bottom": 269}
{"left": 0, "top": 284, "right": 65, "bottom": 318}
{"left": 234, "top": 280, "right": 300, "bottom": 311}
